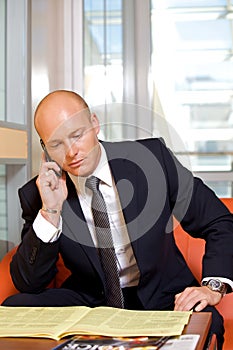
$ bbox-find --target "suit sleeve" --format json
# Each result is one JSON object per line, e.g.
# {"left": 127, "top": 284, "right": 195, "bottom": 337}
{"left": 158, "top": 139, "right": 233, "bottom": 281}
{"left": 10, "top": 178, "right": 60, "bottom": 293}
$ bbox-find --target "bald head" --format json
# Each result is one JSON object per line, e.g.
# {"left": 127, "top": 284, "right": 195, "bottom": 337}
{"left": 34, "top": 90, "right": 100, "bottom": 177}
{"left": 34, "top": 90, "right": 90, "bottom": 138}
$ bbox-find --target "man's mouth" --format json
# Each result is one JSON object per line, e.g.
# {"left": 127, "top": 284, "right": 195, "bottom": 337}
{"left": 68, "top": 158, "right": 85, "bottom": 168}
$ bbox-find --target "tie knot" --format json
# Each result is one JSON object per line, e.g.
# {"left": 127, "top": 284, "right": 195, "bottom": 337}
{"left": 86, "top": 176, "right": 100, "bottom": 193}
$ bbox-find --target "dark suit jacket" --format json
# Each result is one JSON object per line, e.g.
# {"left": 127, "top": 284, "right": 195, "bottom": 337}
{"left": 10, "top": 138, "right": 233, "bottom": 310}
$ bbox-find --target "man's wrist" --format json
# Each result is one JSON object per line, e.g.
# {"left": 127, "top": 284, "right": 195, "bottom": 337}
{"left": 33, "top": 210, "right": 62, "bottom": 243}
{"left": 201, "top": 279, "right": 230, "bottom": 296}
{"left": 41, "top": 206, "right": 61, "bottom": 214}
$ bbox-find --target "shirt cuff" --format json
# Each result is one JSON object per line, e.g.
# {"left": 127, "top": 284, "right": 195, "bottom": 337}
{"left": 202, "top": 277, "right": 233, "bottom": 292}
{"left": 33, "top": 211, "right": 62, "bottom": 243}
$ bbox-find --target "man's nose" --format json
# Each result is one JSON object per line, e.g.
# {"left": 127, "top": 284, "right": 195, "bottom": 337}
{"left": 66, "top": 141, "right": 78, "bottom": 158}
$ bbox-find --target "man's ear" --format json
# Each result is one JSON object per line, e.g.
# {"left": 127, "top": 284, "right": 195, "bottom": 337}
{"left": 90, "top": 113, "right": 100, "bottom": 135}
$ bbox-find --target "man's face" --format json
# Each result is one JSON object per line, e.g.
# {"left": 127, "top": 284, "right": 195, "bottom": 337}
{"left": 39, "top": 108, "right": 101, "bottom": 177}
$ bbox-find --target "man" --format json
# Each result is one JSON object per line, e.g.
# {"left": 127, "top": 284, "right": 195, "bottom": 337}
{"left": 3, "top": 90, "right": 233, "bottom": 349}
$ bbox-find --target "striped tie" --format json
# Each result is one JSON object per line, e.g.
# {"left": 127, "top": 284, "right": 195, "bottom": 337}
{"left": 86, "top": 176, "right": 124, "bottom": 308}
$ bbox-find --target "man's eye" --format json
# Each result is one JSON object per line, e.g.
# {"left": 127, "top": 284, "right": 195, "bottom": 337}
{"left": 74, "top": 132, "right": 83, "bottom": 139}
{"left": 50, "top": 142, "right": 61, "bottom": 149}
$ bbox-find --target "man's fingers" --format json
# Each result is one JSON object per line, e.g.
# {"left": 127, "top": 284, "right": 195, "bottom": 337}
{"left": 194, "top": 300, "right": 207, "bottom": 312}
{"left": 175, "top": 287, "right": 205, "bottom": 311}
{"left": 174, "top": 286, "right": 222, "bottom": 312}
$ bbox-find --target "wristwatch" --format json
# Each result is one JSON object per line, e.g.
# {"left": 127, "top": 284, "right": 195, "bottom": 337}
{"left": 202, "top": 279, "right": 228, "bottom": 296}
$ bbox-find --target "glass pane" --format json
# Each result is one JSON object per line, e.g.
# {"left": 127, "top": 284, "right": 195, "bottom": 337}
{"left": 0, "top": 165, "right": 7, "bottom": 261}
{"left": 0, "top": 0, "right": 5, "bottom": 121}
{"left": 204, "top": 180, "right": 232, "bottom": 198}
{"left": 84, "top": 0, "right": 123, "bottom": 140}
{"left": 151, "top": 1, "right": 233, "bottom": 194}
{"left": 6, "top": 0, "right": 27, "bottom": 124}
{"left": 175, "top": 20, "right": 231, "bottom": 50}
{"left": 152, "top": 0, "right": 227, "bottom": 8}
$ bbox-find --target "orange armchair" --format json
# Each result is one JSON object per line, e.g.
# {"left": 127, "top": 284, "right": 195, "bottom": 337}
{"left": 0, "top": 247, "right": 71, "bottom": 305}
{"left": 174, "top": 198, "right": 233, "bottom": 350}
{"left": 0, "top": 198, "right": 233, "bottom": 349}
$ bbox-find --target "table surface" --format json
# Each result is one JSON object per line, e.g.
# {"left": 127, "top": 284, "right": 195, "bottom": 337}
{"left": 0, "top": 312, "right": 212, "bottom": 350}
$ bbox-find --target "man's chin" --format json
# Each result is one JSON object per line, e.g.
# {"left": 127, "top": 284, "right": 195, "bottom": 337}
{"left": 68, "top": 165, "right": 92, "bottom": 178}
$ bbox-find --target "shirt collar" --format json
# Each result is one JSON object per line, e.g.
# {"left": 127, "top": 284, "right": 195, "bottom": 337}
{"left": 69, "top": 143, "right": 113, "bottom": 195}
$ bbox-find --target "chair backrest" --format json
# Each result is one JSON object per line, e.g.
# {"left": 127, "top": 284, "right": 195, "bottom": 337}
{"left": 0, "top": 247, "right": 71, "bottom": 304}
{"left": 0, "top": 246, "right": 18, "bottom": 304}
{"left": 174, "top": 197, "right": 233, "bottom": 281}
{"left": 174, "top": 198, "right": 233, "bottom": 321}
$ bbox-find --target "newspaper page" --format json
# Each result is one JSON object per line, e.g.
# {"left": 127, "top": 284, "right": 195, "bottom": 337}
{"left": 0, "top": 306, "right": 89, "bottom": 340}
{"left": 65, "top": 307, "right": 191, "bottom": 338}
{"left": 0, "top": 306, "right": 191, "bottom": 340}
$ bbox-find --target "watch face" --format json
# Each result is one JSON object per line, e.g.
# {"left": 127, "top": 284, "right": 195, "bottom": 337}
{"left": 208, "top": 279, "right": 221, "bottom": 290}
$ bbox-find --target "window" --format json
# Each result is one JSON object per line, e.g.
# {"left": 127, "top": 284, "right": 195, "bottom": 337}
{"left": 0, "top": 0, "right": 30, "bottom": 260}
{"left": 151, "top": 0, "right": 233, "bottom": 196}
{"left": 84, "top": 0, "right": 123, "bottom": 140}
{"left": 0, "top": 0, "right": 5, "bottom": 121}
{"left": 0, "top": 165, "right": 7, "bottom": 250}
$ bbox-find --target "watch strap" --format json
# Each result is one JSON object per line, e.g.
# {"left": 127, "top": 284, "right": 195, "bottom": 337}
{"left": 201, "top": 279, "right": 229, "bottom": 296}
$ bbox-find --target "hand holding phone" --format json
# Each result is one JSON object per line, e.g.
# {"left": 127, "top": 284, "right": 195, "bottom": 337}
{"left": 40, "top": 139, "right": 63, "bottom": 177}
{"left": 37, "top": 139, "right": 67, "bottom": 227}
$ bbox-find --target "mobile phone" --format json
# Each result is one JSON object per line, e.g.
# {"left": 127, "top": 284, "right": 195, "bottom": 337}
{"left": 40, "top": 139, "right": 63, "bottom": 178}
